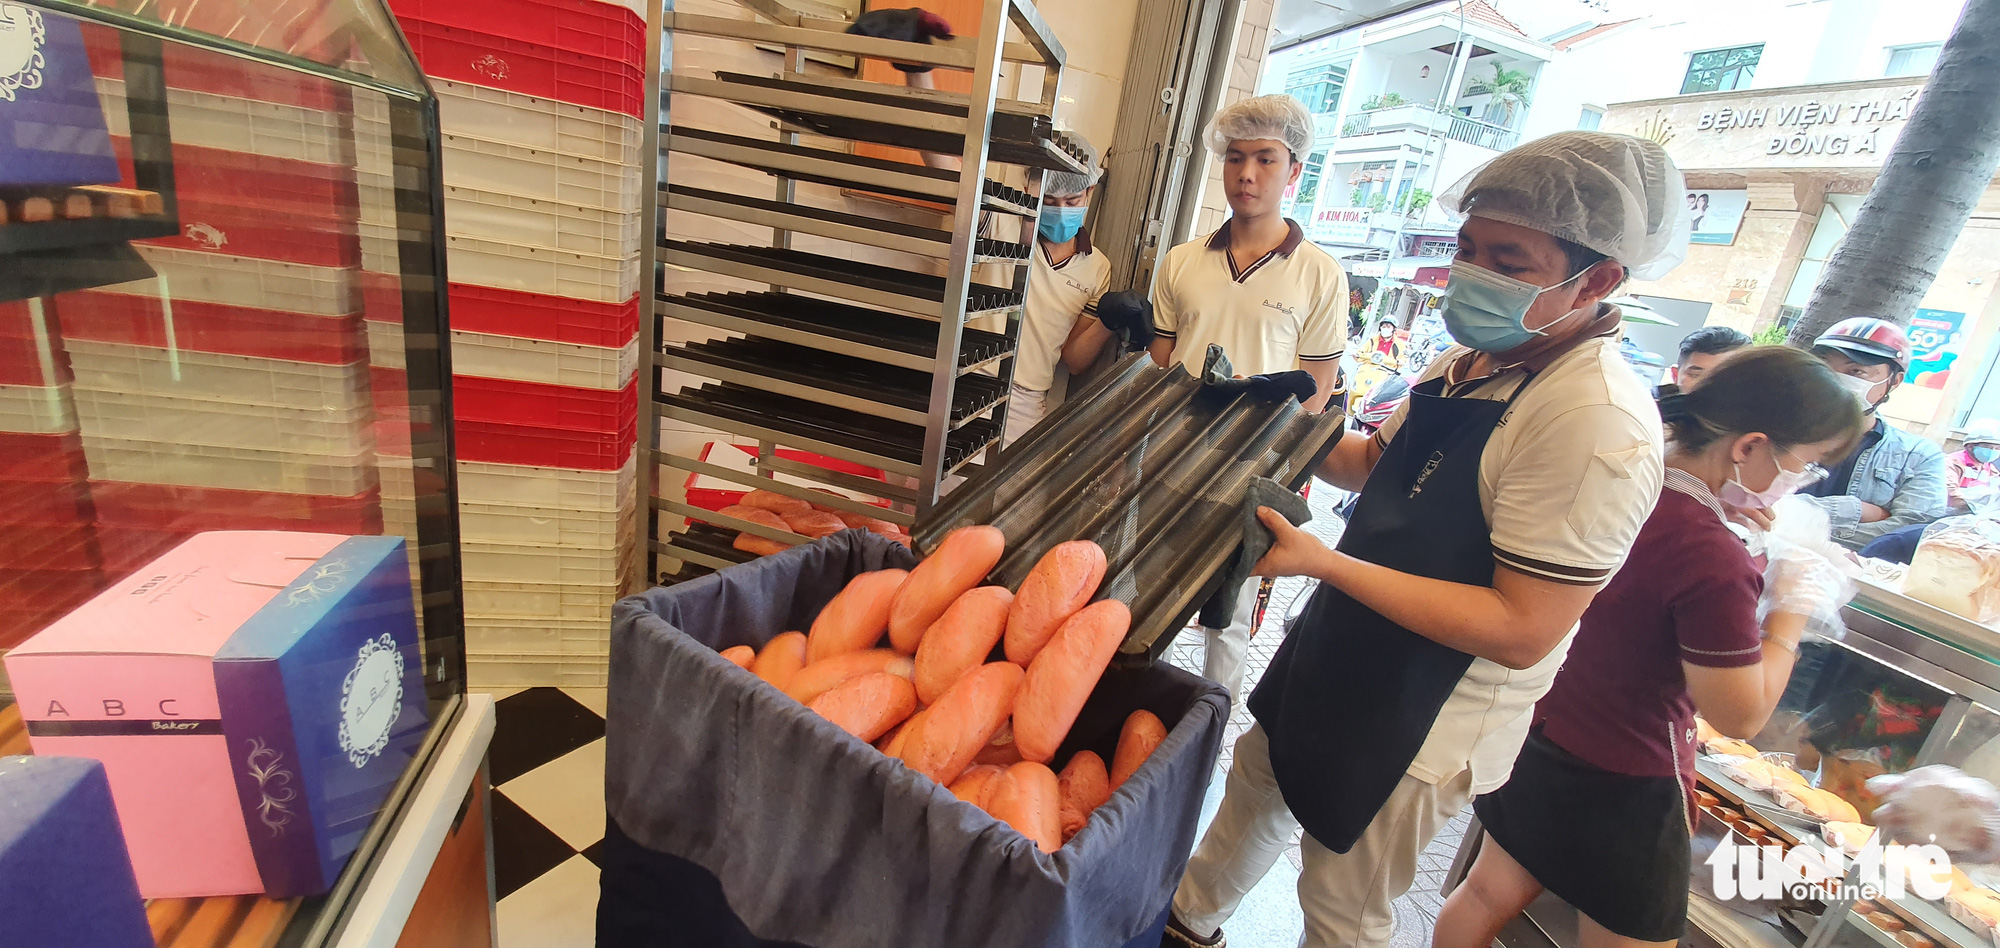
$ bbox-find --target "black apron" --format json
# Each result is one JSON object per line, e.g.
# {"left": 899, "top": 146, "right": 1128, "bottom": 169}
{"left": 1248, "top": 371, "right": 1529, "bottom": 853}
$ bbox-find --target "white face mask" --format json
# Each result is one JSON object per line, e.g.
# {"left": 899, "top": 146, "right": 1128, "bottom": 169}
{"left": 1719, "top": 443, "right": 1826, "bottom": 509}
{"left": 1836, "top": 373, "right": 1880, "bottom": 410}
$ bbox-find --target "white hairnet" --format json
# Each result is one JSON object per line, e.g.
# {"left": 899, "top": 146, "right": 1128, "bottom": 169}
{"left": 1042, "top": 133, "right": 1100, "bottom": 198}
{"left": 1440, "top": 131, "right": 1690, "bottom": 281}
{"left": 1204, "top": 94, "right": 1314, "bottom": 161}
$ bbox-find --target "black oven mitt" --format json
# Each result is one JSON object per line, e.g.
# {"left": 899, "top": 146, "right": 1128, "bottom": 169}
{"left": 1198, "top": 477, "right": 1312, "bottom": 629}
{"left": 846, "top": 8, "right": 955, "bottom": 72}
{"left": 1094, "top": 290, "right": 1156, "bottom": 352}
{"left": 1197, "top": 344, "right": 1317, "bottom": 405}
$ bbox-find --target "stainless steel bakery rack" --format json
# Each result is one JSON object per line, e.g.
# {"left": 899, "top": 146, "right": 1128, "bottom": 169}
{"left": 645, "top": 0, "right": 1084, "bottom": 583}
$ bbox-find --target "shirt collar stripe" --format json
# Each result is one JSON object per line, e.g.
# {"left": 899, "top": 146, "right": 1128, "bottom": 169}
{"left": 1663, "top": 468, "right": 1727, "bottom": 523}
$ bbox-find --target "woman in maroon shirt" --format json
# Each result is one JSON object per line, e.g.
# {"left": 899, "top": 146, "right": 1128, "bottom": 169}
{"left": 1433, "top": 346, "right": 1866, "bottom": 948}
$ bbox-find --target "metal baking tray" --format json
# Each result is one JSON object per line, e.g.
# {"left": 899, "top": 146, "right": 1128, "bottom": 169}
{"left": 657, "top": 381, "right": 999, "bottom": 477}
{"left": 657, "top": 291, "right": 1012, "bottom": 373}
{"left": 666, "top": 125, "right": 1037, "bottom": 214}
{"left": 664, "top": 186, "right": 1031, "bottom": 262}
{"left": 659, "top": 241, "right": 1024, "bottom": 316}
{"left": 660, "top": 336, "right": 1006, "bottom": 427}
{"left": 914, "top": 353, "right": 1346, "bottom": 662}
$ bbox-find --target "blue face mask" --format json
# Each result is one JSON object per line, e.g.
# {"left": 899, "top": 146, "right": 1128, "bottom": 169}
{"left": 1976, "top": 446, "right": 1999, "bottom": 464}
{"left": 1439, "top": 260, "right": 1589, "bottom": 353}
{"left": 1038, "top": 205, "right": 1086, "bottom": 244}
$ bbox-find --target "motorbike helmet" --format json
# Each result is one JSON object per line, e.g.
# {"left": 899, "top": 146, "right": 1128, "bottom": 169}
{"left": 1964, "top": 418, "right": 2000, "bottom": 448}
{"left": 1812, "top": 317, "right": 1913, "bottom": 372}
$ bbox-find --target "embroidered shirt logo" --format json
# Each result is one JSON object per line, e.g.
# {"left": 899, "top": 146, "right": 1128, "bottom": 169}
{"left": 1261, "top": 299, "right": 1297, "bottom": 316}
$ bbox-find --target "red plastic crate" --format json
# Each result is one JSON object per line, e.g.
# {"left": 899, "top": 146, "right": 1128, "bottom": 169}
{"left": 362, "top": 271, "right": 404, "bottom": 325}
{"left": 0, "top": 301, "right": 72, "bottom": 387}
{"left": 2, "top": 521, "right": 102, "bottom": 572}
{"left": 142, "top": 194, "right": 361, "bottom": 268}
{"left": 112, "top": 138, "right": 358, "bottom": 223}
{"left": 450, "top": 284, "right": 638, "bottom": 348}
{"left": 454, "top": 375, "right": 637, "bottom": 433}
{"left": 89, "top": 481, "right": 384, "bottom": 534}
{"left": 0, "top": 479, "right": 92, "bottom": 526}
{"left": 371, "top": 366, "right": 412, "bottom": 420}
{"left": 57, "top": 291, "right": 365, "bottom": 365}
{"left": 455, "top": 417, "right": 636, "bottom": 470}
{"left": 0, "top": 432, "right": 89, "bottom": 483}
{"left": 91, "top": 523, "right": 198, "bottom": 576}
{"left": 399, "top": 19, "right": 642, "bottom": 119}
{"left": 81, "top": 24, "right": 348, "bottom": 111}
{"left": 389, "top": 0, "right": 643, "bottom": 66}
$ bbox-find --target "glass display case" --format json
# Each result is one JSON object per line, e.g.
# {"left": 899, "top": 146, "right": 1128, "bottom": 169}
{"left": 1451, "top": 579, "right": 2000, "bottom": 948}
{"left": 0, "top": 0, "right": 467, "bottom": 941}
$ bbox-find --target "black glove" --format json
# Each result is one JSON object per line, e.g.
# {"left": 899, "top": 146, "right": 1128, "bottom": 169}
{"left": 1203, "top": 370, "right": 1319, "bottom": 405}
{"left": 1198, "top": 477, "right": 1312, "bottom": 629}
{"left": 1095, "top": 290, "right": 1155, "bottom": 352}
{"left": 846, "top": 8, "right": 954, "bottom": 72}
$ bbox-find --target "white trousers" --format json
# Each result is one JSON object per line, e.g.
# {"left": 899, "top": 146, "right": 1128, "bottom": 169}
{"left": 1200, "top": 575, "right": 1263, "bottom": 702}
{"left": 1173, "top": 724, "right": 1474, "bottom": 948}
{"left": 1001, "top": 383, "right": 1050, "bottom": 448}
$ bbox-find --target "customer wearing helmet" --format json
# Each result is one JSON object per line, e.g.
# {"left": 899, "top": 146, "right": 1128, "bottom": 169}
{"left": 1000, "top": 134, "right": 1114, "bottom": 447}
{"left": 1164, "top": 132, "right": 1678, "bottom": 948}
{"left": 1139, "top": 93, "right": 1350, "bottom": 705}
{"left": 1948, "top": 419, "right": 2000, "bottom": 514}
{"left": 1799, "top": 317, "right": 1947, "bottom": 550}
{"left": 1434, "top": 347, "right": 1865, "bottom": 948}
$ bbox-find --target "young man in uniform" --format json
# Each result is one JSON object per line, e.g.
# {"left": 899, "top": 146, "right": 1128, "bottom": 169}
{"left": 1164, "top": 132, "right": 1684, "bottom": 948}
{"left": 1001, "top": 136, "right": 1113, "bottom": 447}
{"left": 1131, "top": 93, "right": 1349, "bottom": 701}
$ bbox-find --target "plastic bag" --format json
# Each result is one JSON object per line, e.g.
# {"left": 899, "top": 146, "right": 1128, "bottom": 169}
{"left": 1869, "top": 765, "right": 2000, "bottom": 863}
{"left": 1903, "top": 514, "right": 2000, "bottom": 623}
{"left": 1757, "top": 495, "right": 1860, "bottom": 641}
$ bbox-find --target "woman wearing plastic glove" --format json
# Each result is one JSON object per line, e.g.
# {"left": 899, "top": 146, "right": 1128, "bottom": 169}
{"left": 1430, "top": 346, "right": 1864, "bottom": 948}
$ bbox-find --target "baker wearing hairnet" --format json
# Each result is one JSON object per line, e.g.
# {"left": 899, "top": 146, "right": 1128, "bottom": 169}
{"left": 999, "top": 134, "right": 1118, "bottom": 447}
{"left": 1132, "top": 94, "right": 1350, "bottom": 707}
{"left": 1164, "top": 132, "right": 1682, "bottom": 948}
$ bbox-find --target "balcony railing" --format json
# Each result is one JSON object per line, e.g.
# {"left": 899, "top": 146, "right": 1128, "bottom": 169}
{"left": 1338, "top": 106, "right": 1519, "bottom": 151}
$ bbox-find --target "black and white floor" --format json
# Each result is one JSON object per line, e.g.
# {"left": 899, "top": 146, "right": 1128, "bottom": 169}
{"left": 480, "top": 487, "right": 1467, "bottom": 947}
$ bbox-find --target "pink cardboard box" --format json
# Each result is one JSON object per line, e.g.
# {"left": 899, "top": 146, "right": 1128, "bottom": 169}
{"left": 4, "top": 531, "right": 345, "bottom": 898}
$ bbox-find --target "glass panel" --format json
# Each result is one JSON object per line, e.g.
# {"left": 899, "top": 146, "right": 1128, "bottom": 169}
{"left": 1754, "top": 641, "right": 1953, "bottom": 820}
{"left": 1577, "top": 107, "right": 1603, "bottom": 130}
{"left": 1284, "top": 63, "right": 1347, "bottom": 116}
{"left": 36, "top": 0, "right": 425, "bottom": 92}
{"left": 0, "top": 4, "right": 457, "bottom": 929}
{"left": 1682, "top": 43, "right": 1764, "bottom": 94}
{"left": 1886, "top": 43, "right": 1942, "bottom": 77}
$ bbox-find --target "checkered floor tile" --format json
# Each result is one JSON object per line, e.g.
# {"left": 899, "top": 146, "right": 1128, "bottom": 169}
{"left": 483, "top": 686, "right": 608, "bottom": 948}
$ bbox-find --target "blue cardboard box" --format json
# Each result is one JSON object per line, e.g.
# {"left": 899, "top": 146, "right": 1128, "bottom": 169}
{"left": 0, "top": 755, "right": 153, "bottom": 948}
{"left": 213, "top": 535, "right": 431, "bottom": 897}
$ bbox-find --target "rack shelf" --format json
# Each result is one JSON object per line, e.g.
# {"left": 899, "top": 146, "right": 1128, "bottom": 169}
{"left": 648, "top": 0, "right": 1066, "bottom": 580}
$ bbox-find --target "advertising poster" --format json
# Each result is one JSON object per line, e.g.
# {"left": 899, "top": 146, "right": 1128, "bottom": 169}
{"left": 1907, "top": 308, "right": 1968, "bottom": 388}
{"left": 1686, "top": 189, "right": 1749, "bottom": 245}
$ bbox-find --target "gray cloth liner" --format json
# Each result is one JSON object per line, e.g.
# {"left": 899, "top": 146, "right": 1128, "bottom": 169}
{"left": 605, "top": 528, "right": 1232, "bottom": 948}
{"left": 1196, "top": 477, "right": 1313, "bottom": 628}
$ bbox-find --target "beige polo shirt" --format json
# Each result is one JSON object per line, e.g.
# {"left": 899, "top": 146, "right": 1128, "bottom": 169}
{"left": 1152, "top": 219, "right": 1347, "bottom": 378}
{"left": 1015, "top": 230, "right": 1113, "bottom": 393}
{"left": 1368, "top": 316, "right": 1665, "bottom": 793}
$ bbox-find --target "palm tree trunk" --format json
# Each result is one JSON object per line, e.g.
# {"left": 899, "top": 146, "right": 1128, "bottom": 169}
{"left": 1788, "top": 0, "right": 2000, "bottom": 344}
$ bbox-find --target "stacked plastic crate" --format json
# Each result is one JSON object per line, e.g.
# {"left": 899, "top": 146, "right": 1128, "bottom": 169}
{"left": 60, "top": 40, "right": 382, "bottom": 578}
{"left": 379, "top": 0, "right": 647, "bottom": 687}
{"left": 0, "top": 300, "right": 100, "bottom": 658}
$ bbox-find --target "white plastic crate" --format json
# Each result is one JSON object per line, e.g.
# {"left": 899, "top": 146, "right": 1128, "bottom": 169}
{"left": 459, "top": 499, "right": 631, "bottom": 549}
{"left": 435, "top": 79, "right": 642, "bottom": 165}
{"left": 465, "top": 614, "right": 611, "bottom": 653}
{"left": 379, "top": 456, "right": 417, "bottom": 501}
{"left": 444, "top": 233, "right": 639, "bottom": 304}
{"left": 64, "top": 340, "right": 370, "bottom": 412}
{"left": 80, "top": 435, "right": 377, "bottom": 495}
{"left": 97, "top": 78, "right": 346, "bottom": 165}
{"left": 456, "top": 454, "right": 637, "bottom": 511}
{"left": 462, "top": 578, "right": 622, "bottom": 620}
{"left": 0, "top": 382, "right": 77, "bottom": 435}
{"left": 72, "top": 387, "right": 372, "bottom": 455}
{"left": 358, "top": 169, "right": 396, "bottom": 229}
{"left": 461, "top": 539, "right": 627, "bottom": 585}
{"left": 451, "top": 331, "right": 637, "bottom": 391}
{"left": 441, "top": 132, "right": 642, "bottom": 214}
{"left": 123, "top": 246, "right": 356, "bottom": 318}
{"left": 443, "top": 184, "right": 642, "bottom": 258}
{"left": 367, "top": 319, "right": 407, "bottom": 369}
{"left": 466, "top": 652, "right": 608, "bottom": 688}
